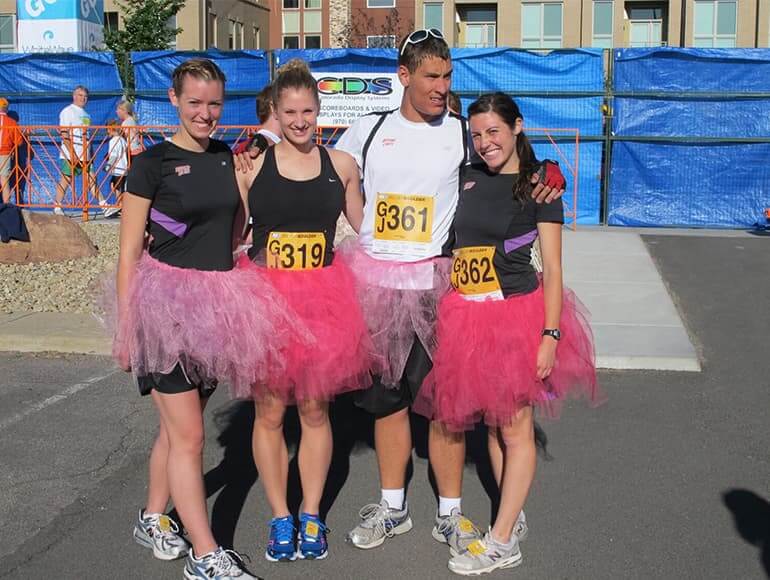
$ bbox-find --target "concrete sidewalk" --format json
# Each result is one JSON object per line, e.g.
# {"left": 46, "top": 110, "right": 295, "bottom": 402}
{"left": 563, "top": 229, "right": 700, "bottom": 371}
{"left": 0, "top": 229, "right": 701, "bottom": 371}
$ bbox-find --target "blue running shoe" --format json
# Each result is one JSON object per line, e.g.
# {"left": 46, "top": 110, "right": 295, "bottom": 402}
{"left": 265, "top": 515, "right": 296, "bottom": 562}
{"left": 297, "top": 513, "right": 329, "bottom": 560}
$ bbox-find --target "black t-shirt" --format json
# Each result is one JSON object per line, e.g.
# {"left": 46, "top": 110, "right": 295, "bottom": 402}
{"left": 453, "top": 163, "right": 564, "bottom": 297}
{"left": 248, "top": 146, "right": 344, "bottom": 268}
{"left": 126, "top": 139, "right": 239, "bottom": 271}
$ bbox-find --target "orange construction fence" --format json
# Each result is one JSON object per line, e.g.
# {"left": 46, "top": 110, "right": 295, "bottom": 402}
{"left": 0, "top": 124, "right": 579, "bottom": 227}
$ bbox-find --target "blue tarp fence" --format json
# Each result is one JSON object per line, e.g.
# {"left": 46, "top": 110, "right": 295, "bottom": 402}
{"left": 3, "top": 48, "right": 768, "bottom": 227}
{"left": 0, "top": 52, "right": 124, "bottom": 204}
{"left": 131, "top": 49, "right": 271, "bottom": 126}
{"left": 276, "top": 48, "right": 605, "bottom": 224}
{"left": 609, "top": 48, "right": 770, "bottom": 228}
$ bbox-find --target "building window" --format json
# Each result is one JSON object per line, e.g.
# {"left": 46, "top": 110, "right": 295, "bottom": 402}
{"left": 207, "top": 12, "right": 217, "bottom": 47}
{"left": 0, "top": 14, "right": 14, "bottom": 52}
{"left": 284, "top": 0, "right": 299, "bottom": 8}
{"left": 253, "top": 26, "right": 260, "bottom": 49}
{"left": 522, "top": 2, "right": 562, "bottom": 49}
{"left": 367, "top": 35, "right": 397, "bottom": 47}
{"left": 458, "top": 5, "right": 496, "bottom": 48}
{"left": 283, "top": 35, "right": 300, "bottom": 48}
{"left": 305, "top": 35, "right": 321, "bottom": 48}
{"left": 283, "top": 11, "right": 300, "bottom": 34}
{"left": 305, "top": 0, "right": 321, "bottom": 7}
{"left": 693, "top": 0, "right": 736, "bottom": 47}
{"left": 304, "top": 11, "right": 322, "bottom": 33}
{"left": 166, "top": 15, "right": 177, "bottom": 49}
{"left": 368, "top": 0, "right": 396, "bottom": 8}
{"left": 104, "top": 11, "right": 119, "bottom": 33}
{"left": 592, "top": 1, "right": 613, "bottom": 48}
{"left": 626, "top": 4, "right": 666, "bottom": 47}
{"left": 424, "top": 3, "right": 443, "bottom": 32}
{"left": 228, "top": 20, "right": 243, "bottom": 50}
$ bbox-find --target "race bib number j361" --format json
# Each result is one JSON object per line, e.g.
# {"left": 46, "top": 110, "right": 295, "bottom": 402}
{"left": 373, "top": 193, "right": 434, "bottom": 256}
{"left": 451, "top": 246, "right": 503, "bottom": 301}
{"left": 267, "top": 232, "right": 326, "bottom": 270}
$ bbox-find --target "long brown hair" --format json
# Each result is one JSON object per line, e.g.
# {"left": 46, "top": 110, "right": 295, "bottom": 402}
{"left": 467, "top": 92, "right": 536, "bottom": 204}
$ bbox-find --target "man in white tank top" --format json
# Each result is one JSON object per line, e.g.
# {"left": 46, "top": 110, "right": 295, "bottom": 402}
{"left": 336, "top": 29, "right": 565, "bottom": 560}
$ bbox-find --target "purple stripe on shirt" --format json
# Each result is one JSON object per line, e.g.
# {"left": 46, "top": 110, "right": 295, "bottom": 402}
{"left": 150, "top": 208, "right": 187, "bottom": 237}
{"left": 503, "top": 229, "right": 538, "bottom": 254}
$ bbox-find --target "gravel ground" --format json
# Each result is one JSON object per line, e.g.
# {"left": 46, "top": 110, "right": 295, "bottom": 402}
{"left": 0, "top": 220, "right": 120, "bottom": 314}
{"left": 1, "top": 217, "right": 359, "bottom": 315}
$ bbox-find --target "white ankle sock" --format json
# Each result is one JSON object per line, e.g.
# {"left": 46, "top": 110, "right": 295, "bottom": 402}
{"left": 438, "top": 496, "right": 462, "bottom": 517}
{"left": 381, "top": 488, "right": 405, "bottom": 510}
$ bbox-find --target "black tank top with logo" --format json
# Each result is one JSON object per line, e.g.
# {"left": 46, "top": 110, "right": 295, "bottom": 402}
{"left": 453, "top": 164, "right": 564, "bottom": 297}
{"left": 248, "top": 145, "right": 345, "bottom": 268}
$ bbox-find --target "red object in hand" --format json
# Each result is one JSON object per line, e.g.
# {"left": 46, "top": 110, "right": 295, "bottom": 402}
{"left": 536, "top": 160, "right": 566, "bottom": 191}
{"left": 233, "top": 139, "right": 249, "bottom": 155}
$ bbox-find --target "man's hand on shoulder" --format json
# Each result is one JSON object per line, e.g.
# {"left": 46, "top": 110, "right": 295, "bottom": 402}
{"left": 530, "top": 160, "right": 566, "bottom": 204}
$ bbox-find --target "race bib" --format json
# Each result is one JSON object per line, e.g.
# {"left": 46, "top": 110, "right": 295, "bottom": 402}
{"left": 373, "top": 193, "right": 434, "bottom": 256}
{"left": 451, "top": 246, "right": 503, "bottom": 301}
{"left": 267, "top": 232, "right": 326, "bottom": 270}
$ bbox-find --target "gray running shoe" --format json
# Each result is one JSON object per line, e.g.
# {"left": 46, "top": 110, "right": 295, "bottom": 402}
{"left": 432, "top": 508, "right": 483, "bottom": 557}
{"left": 514, "top": 510, "right": 528, "bottom": 542}
{"left": 346, "top": 500, "right": 413, "bottom": 549}
{"left": 447, "top": 532, "right": 522, "bottom": 576}
{"left": 133, "top": 509, "right": 189, "bottom": 561}
{"left": 184, "top": 547, "right": 262, "bottom": 580}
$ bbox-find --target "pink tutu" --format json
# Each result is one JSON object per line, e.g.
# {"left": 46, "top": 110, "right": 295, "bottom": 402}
{"left": 98, "top": 253, "right": 299, "bottom": 387}
{"left": 337, "top": 238, "right": 451, "bottom": 387}
{"left": 235, "top": 253, "right": 374, "bottom": 403}
{"left": 413, "top": 284, "right": 602, "bottom": 431}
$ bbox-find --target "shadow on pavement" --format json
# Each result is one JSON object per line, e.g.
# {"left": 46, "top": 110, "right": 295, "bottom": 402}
{"left": 178, "top": 395, "right": 555, "bottom": 547}
{"left": 185, "top": 395, "right": 377, "bottom": 547}
{"left": 723, "top": 488, "right": 770, "bottom": 577}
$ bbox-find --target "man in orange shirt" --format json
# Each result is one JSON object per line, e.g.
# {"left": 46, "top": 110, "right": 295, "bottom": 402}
{"left": 0, "top": 97, "right": 23, "bottom": 204}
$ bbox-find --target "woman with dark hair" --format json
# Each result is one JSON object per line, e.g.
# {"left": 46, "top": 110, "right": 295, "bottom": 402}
{"left": 414, "top": 92, "right": 601, "bottom": 575}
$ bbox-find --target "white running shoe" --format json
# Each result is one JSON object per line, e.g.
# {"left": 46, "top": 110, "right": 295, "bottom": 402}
{"left": 132, "top": 509, "right": 189, "bottom": 561}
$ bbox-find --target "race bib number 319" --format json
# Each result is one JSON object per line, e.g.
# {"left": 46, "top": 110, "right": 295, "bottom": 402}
{"left": 373, "top": 193, "right": 434, "bottom": 256}
{"left": 451, "top": 246, "right": 503, "bottom": 300}
{"left": 267, "top": 232, "right": 326, "bottom": 270}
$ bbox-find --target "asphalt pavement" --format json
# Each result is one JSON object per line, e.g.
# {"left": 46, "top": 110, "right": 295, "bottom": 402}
{"left": 0, "top": 233, "right": 768, "bottom": 579}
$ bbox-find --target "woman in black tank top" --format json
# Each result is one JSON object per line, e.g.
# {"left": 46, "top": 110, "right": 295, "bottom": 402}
{"left": 233, "top": 59, "right": 374, "bottom": 561}
{"left": 414, "top": 93, "right": 601, "bottom": 573}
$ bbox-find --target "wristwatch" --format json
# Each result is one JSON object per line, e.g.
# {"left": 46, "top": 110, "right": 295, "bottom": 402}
{"left": 542, "top": 328, "right": 561, "bottom": 341}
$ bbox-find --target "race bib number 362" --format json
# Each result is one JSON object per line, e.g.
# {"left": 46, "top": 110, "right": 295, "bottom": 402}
{"left": 451, "top": 246, "right": 503, "bottom": 300}
{"left": 267, "top": 232, "right": 326, "bottom": 270}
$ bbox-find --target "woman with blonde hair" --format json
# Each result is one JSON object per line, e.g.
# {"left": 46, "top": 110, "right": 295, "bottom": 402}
{"left": 233, "top": 58, "right": 373, "bottom": 563}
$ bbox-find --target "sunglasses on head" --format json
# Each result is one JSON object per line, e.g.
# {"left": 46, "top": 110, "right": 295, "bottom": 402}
{"left": 400, "top": 28, "right": 445, "bottom": 56}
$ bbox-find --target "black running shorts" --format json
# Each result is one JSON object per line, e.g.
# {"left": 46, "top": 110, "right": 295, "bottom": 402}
{"left": 355, "top": 338, "right": 432, "bottom": 418}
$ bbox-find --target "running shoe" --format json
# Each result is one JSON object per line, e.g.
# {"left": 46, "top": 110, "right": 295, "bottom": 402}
{"left": 184, "top": 546, "right": 261, "bottom": 579}
{"left": 265, "top": 515, "right": 297, "bottom": 562}
{"left": 103, "top": 206, "right": 120, "bottom": 218}
{"left": 296, "top": 513, "right": 329, "bottom": 560}
{"left": 432, "top": 508, "right": 483, "bottom": 557}
{"left": 447, "top": 532, "right": 522, "bottom": 576}
{"left": 132, "top": 509, "right": 189, "bottom": 561}
{"left": 346, "top": 499, "right": 413, "bottom": 549}
{"left": 53, "top": 206, "right": 65, "bottom": 216}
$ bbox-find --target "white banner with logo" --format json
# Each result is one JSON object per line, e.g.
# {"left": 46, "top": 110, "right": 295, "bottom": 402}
{"left": 17, "top": 0, "right": 104, "bottom": 52}
{"left": 312, "top": 72, "right": 403, "bottom": 127}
